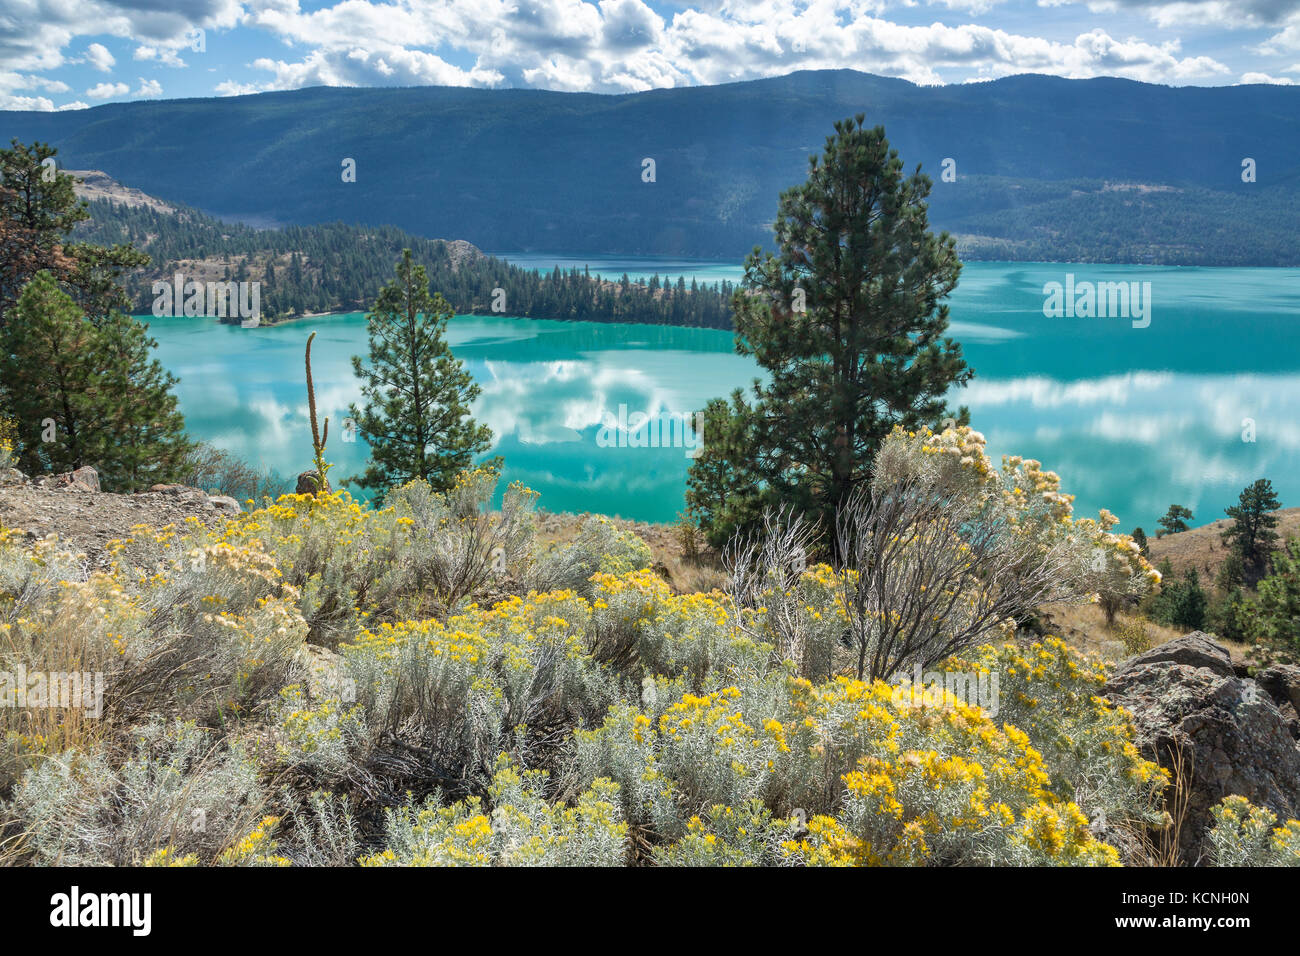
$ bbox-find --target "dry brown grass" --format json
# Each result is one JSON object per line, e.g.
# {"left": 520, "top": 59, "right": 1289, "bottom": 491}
{"left": 0, "top": 563, "right": 110, "bottom": 791}
{"left": 1038, "top": 599, "right": 1254, "bottom": 667}
{"left": 533, "top": 510, "right": 726, "bottom": 594}
{"left": 1146, "top": 506, "right": 1300, "bottom": 582}
{"left": 1038, "top": 601, "right": 1183, "bottom": 664}
{"left": 1110, "top": 744, "right": 1193, "bottom": 867}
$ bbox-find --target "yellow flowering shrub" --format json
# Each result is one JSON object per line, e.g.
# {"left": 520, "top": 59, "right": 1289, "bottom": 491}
{"left": 736, "top": 562, "right": 852, "bottom": 683}
{"left": 0, "top": 524, "right": 306, "bottom": 789}
{"left": 0, "top": 416, "right": 16, "bottom": 469}
{"left": 0, "top": 461, "right": 1191, "bottom": 868}
{"left": 216, "top": 816, "right": 293, "bottom": 867}
{"left": 529, "top": 514, "right": 654, "bottom": 597}
{"left": 581, "top": 672, "right": 1130, "bottom": 865}
{"left": 212, "top": 469, "right": 538, "bottom": 645}
{"left": 142, "top": 847, "right": 199, "bottom": 867}
{"left": 653, "top": 800, "right": 791, "bottom": 866}
{"left": 275, "top": 685, "right": 367, "bottom": 778}
{"left": 0, "top": 539, "right": 136, "bottom": 785}
{"left": 335, "top": 587, "right": 610, "bottom": 784}
{"left": 942, "top": 638, "right": 1169, "bottom": 829}
{"left": 361, "top": 757, "right": 627, "bottom": 866}
{"left": 588, "top": 569, "right": 768, "bottom": 688}
{"left": 875, "top": 424, "right": 1159, "bottom": 601}
{"left": 8, "top": 719, "right": 268, "bottom": 866}
{"left": 1207, "top": 796, "right": 1300, "bottom": 866}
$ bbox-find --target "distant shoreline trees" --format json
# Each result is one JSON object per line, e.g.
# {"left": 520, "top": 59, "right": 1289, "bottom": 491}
{"left": 78, "top": 199, "right": 738, "bottom": 330}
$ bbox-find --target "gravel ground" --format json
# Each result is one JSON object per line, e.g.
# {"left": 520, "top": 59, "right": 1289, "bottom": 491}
{"left": 0, "top": 470, "right": 226, "bottom": 569}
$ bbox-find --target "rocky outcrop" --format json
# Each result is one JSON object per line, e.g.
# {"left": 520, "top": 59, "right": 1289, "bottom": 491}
{"left": 1116, "top": 631, "right": 1235, "bottom": 678}
{"left": 69, "top": 169, "right": 178, "bottom": 215}
{"left": 36, "top": 465, "right": 101, "bottom": 493}
{"left": 1257, "top": 664, "right": 1300, "bottom": 739}
{"left": 1104, "top": 633, "right": 1300, "bottom": 864}
{"left": 441, "top": 238, "right": 484, "bottom": 272}
{"left": 147, "top": 483, "right": 244, "bottom": 515}
{"left": 208, "top": 495, "right": 243, "bottom": 515}
{"left": 0, "top": 466, "right": 243, "bottom": 569}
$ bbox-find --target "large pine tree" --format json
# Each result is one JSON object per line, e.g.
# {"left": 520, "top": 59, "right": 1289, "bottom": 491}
{"left": 0, "top": 139, "right": 146, "bottom": 329}
{"left": 1, "top": 271, "right": 100, "bottom": 473}
{"left": 349, "top": 250, "right": 495, "bottom": 497}
{"left": 0, "top": 141, "right": 189, "bottom": 491}
{"left": 686, "top": 117, "right": 972, "bottom": 548}
{"left": 0, "top": 271, "right": 189, "bottom": 489}
{"left": 0, "top": 140, "right": 83, "bottom": 327}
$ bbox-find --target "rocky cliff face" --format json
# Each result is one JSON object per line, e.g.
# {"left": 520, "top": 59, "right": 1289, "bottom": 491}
{"left": 1104, "top": 632, "right": 1300, "bottom": 864}
{"left": 69, "top": 169, "right": 178, "bottom": 214}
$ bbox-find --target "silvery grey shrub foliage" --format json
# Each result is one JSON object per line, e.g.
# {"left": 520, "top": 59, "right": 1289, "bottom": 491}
{"left": 334, "top": 585, "right": 619, "bottom": 802}
{"left": 1206, "top": 796, "right": 1300, "bottom": 866}
{"left": 273, "top": 684, "right": 367, "bottom": 780}
{"left": 0, "top": 455, "right": 1179, "bottom": 865}
{"left": 280, "top": 790, "right": 361, "bottom": 867}
{"left": 528, "top": 515, "right": 655, "bottom": 597}
{"left": 229, "top": 473, "right": 539, "bottom": 646}
{"left": 8, "top": 719, "right": 266, "bottom": 866}
{"left": 362, "top": 759, "right": 627, "bottom": 866}
{"left": 120, "top": 538, "right": 308, "bottom": 723}
{"left": 0, "top": 535, "right": 84, "bottom": 625}
{"left": 179, "top": 441, "right": 292, "bottom": 501}
{"left": 651, "top": 800, "right": 795, "bottom": 867}
{"left": 386, "top": 474, "right": 537, "bottom": 612}
{"left": 725, "top": 508, "right": 837, "bottom": 681}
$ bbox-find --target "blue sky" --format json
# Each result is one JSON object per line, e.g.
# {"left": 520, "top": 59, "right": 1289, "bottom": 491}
{"left": 2, "top": 0, "right": 1298, "bottom": 110}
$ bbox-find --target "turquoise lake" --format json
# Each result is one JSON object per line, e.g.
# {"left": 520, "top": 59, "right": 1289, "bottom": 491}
{"left": 146, "top": 259, "right": 1300, "bottom": 531}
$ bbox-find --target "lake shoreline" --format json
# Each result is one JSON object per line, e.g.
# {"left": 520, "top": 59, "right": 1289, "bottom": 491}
{"left": 142, "top": 260, "right": 1300, "bottom": 531}
{"left": 149, "top": 256, "right": 1300, "bottom": 334}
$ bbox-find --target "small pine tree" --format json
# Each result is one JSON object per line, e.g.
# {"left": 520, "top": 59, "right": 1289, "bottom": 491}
{"left": 349, "top": 250, "right": 496, "bottom": 497}
{"left": 92, "top": 310, "right": 190, "bottom": 490}
{"left": 1150, "top": 567, "right": 1208, "bottom": 632}
{"left": 1156, "top": 504, "right": 1194, "bottom": 538}
{"left": 684, "top": 394, "right": 763, "bottom": 548}
{"left": 1207, "top": 586, "right": 1252, "bottom": 645}
{"left": 1216, "top": 551, "right": 1246, "bottom": 592}
{"left": 1250, "top": 538, "right": 1300, "bottom": 656}
{"left": 1131, "top": 526, "right": 1149, "bottom": 557}
{"left": 1222, "top": 478, "right": 1281, "bottom": 585}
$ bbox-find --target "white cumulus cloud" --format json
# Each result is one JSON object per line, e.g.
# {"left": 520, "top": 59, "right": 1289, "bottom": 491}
{"left": 86, "top": 81, "right": 130, "bottom": 98}
{"left": 85, "top": 42, "right": 116, "bottom": 72}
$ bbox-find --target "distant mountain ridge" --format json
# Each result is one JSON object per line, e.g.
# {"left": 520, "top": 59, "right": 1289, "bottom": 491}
{"left": 70, "top": 173, "right": 735, "bottom": 327}
{"left": 7, "top": 70, "right": 1300, "bottom": 264}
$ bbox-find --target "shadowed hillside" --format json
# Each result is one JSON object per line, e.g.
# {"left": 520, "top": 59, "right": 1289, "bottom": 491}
{"left": 6, "top": 70, "right": 1300, "bottom": 263}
